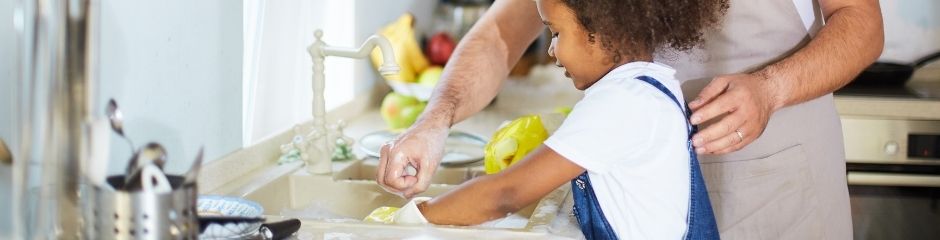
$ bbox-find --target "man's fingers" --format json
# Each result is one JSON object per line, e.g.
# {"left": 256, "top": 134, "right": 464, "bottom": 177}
{"left": 400, "top": 175, "right": 420, "bottom": 198}
{"left": 711, "top": 132, "right": 749, "bottom": 155}
{"left": 404, "top": 159, "right": 436, "bottom": 198}
{"left": 376, "top": 143, "right": 391, "bottom": 187}
{"left": 692, "top": 113, "right": 746, "bottom": 148}
{"left": 384, "top": 151, "right": 411, "bottom": 189}
{"left": 689, "top": 76, "right": 731, "bottom": 110}
{"left": 690, "top": 91, "right": 739, "bottom": 125}
{"left": 698, "top": 128, "right": 747, "bottom": 155}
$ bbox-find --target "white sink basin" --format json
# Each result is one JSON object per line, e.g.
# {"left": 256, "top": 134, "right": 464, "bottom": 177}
{"left": 239, "top": 159, "right": 570, "bottom": 235}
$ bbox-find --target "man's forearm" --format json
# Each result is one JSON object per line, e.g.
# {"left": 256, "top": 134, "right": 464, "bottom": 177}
{"left": 416, "top": 0, "right": 544, "bottom": 129}
{"left": 759, "top": 0, "right": 883, "bottom": 110}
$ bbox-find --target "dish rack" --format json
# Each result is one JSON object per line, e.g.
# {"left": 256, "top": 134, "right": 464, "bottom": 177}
{"left": 82, "top": 175, "right": 199, "bottom": 239}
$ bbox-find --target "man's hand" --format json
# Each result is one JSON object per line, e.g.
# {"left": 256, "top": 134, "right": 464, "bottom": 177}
{"left": 376, "top": 124, "right": 449, "bottom": 198}
{"left": 687, "top": 72, "right": 782, "bottom": 155}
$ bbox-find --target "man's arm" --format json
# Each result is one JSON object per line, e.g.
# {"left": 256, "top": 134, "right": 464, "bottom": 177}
{"left": 377, "top": 0, "right": 545, "bottom": 198}
{"left": 417, "top": 0, "right": 545, "bottom": 130}
{"left": 688, "top": 0, "right": 883, "bottom": 154}
{"left": 419, "top": 146, "right": 584, "bottom": 225}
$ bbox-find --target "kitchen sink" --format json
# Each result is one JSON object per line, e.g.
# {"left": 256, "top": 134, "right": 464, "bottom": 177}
{"left": 332, "top": 158, "right": 486, "bottom": 185}
{"left": 238, "top": 159, "right": 569, "bottom": 233}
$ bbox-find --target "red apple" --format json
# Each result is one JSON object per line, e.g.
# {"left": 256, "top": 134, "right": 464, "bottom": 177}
{"left": 426, "top": 32, "right": 456, "bottom": 65}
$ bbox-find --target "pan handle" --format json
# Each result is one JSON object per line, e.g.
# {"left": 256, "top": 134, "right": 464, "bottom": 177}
{"left": 913, "top": 51, "right": 940, "bottom": 68}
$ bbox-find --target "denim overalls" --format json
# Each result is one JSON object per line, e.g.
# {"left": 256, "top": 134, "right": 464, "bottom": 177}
{"left": 571, "top": 76, "right": 720, "bottom": 240}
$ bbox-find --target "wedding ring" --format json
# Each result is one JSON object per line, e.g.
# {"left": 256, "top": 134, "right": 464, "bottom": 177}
{"left": 734, "top": 130, "right": 744, "bottom": 143}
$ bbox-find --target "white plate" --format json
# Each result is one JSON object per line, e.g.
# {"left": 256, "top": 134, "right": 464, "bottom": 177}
{"left": 197, "top": 195, "right": 264, "bottom": 239}
{"left": 358, "top": 130, "right": 488, "bottom": 166}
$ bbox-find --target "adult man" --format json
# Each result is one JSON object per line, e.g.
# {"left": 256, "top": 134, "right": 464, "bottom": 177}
{"left": 377, "top": 0, "right": 883, "bottom": 238}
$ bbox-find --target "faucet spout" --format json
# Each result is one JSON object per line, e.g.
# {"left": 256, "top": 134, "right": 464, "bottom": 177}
{"left": 316, "top": 30, "right": 400, "bottom": 76}
{"left": 303, "top": 29, "right": 400, "bottom": 175}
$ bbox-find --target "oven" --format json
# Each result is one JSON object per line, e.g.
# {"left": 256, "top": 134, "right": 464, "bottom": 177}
{"left": 837, "top": 83, "right": 940, "bottom": 239}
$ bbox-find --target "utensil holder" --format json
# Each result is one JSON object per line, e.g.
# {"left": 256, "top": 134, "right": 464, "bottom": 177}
{"left": 82, "top": 175, "right": 198, "bottom": 239}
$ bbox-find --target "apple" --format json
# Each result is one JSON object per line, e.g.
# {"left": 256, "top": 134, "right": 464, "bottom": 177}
{"left": 426, "top": 32, "right": 456, "bottom": 65}
{"left": 380, "top": 92, "right": 426, "bottom": 130}
{"left": 398, "top": 101, "right": 426, "bottom": 128}
{"left": 417, "top": 66, "right": 444, "bottom": 87}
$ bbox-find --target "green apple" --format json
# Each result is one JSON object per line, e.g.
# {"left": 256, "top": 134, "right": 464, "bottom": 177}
{"left": 398, "top": 101, "right": 426, "bottom": 129}
{"left": 417, "top": 66, "right": 444, "bottom": 87}
{"left": 381, "top": 92, "right": 426, "bottom": 130}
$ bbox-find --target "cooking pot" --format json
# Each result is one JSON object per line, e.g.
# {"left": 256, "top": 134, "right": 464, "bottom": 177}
{"left": 852, "top": 51, "right": 940, "bottom": 86}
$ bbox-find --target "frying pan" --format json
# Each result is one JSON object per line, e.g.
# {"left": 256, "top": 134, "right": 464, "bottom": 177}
{"left": 852, "top": 51, "right": 940, "bottom": 86}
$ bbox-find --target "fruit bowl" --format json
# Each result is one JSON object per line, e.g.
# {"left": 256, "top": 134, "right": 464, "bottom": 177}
{"left": 386, "top": 80, "right": 434, "bottom": 101}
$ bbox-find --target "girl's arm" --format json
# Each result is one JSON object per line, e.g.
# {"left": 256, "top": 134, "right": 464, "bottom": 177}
{"left": 418, "top": 146, "right": 584, "bottom": 225}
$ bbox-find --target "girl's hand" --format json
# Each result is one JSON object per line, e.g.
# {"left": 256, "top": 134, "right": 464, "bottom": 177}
{"left": 687, "top": 72, "right": 782, "bottom": 155}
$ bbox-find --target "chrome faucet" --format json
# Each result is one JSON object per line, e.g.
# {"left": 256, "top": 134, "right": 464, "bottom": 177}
{"left": 303, "top": 29, "right": 399, "bottom": 174}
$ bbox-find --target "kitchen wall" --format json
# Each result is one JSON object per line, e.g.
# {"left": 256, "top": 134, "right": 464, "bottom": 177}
{"left": 880, "top": 0, "right": 940, "bottom": 77}
{"left": 881, "top": 0, "right": 940, "bottom": 61}
{"left": 94, "top": 0, "right": 243, "bottom": 175}
{"left": 0, "top": 0, "right": 15, "bottom": 236}
{"left": 0, "top": 0, "right": 242, "bottom": 236}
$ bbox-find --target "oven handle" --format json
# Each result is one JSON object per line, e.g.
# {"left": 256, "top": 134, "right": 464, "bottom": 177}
{"left": 848, "top": 172, "right": 940, "bottom": 188}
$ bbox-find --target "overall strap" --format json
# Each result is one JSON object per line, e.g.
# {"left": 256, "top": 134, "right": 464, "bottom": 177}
{"left": 634, "top": 75, "right": 720, "bottom": 240}
{"left": 634, "top": 76, "right": 694, "bottom": 137}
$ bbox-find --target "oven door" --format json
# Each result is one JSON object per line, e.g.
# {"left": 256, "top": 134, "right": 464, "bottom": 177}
{"left": 848, "top": 164, "right": 940, "bottom": 239}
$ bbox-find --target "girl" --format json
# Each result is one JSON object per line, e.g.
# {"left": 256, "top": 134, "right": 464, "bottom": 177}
{"left": 393, "top": 0, "right": 727, "bottom": 238}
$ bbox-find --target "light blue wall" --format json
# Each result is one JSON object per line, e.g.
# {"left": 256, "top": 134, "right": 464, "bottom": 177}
{"left": 0, "top": 1, "right": 242, "bottom": 236}
{"left": 96, "top": 1, "right": 243, "bottom": 175}
{"left": 0, "top": 0, "right": 15, "bottom": 236}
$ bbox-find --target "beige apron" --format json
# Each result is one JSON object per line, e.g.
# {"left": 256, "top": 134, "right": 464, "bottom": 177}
{"left": 655, "top": 0, "right": 852, "bottom": 239}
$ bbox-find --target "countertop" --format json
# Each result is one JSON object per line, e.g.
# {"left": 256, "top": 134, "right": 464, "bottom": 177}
{"left": 834, "top": 81, "right": 940, "bottom": 120}
{"left": 202, "top": 102, "right": 586, "bottom": 239}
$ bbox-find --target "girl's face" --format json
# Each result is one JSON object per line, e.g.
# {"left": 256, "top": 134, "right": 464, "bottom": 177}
{"left": 536, "top": 0, "right": 615, "bottom": 90}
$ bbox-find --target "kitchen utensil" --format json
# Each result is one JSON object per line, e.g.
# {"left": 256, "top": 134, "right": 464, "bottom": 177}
{"left": 0, "top": 138, "right": 11, "bottom": 165}
{"left": 140, "top": 163, "right": 172, "bottom": 193}
{"left": 259, "top": 219, "right": 302, "bottom": 240}
{"left": 358, "top": 130, "right": 487, "bottom": 166}
{"left": 124, "top": 142, "right": 168, "bottom": 191}
{"left": 106, "top": 98, "right": 136, "bottom": 153}
{"left": 84, "top": 175, "right": 200, "bottom": 239}
{"left": 436, "top": 0, "right": 491, "bottom": 41}
{"left": 197, "top": 216, "right": 267, "bottom": 233}
{"left": 183, "top": 147, "right": 204, "bottom": 186}
{"left": 86, "top": 119, "right": 112, "bottom": 189}
{"left": 853, "top": 51, "right": 940, "bottom": 86}
{"left": 197, "top": 195, "right": 265, "bottom": 239}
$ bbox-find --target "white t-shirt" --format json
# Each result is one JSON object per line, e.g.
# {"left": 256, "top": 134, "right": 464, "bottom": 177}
{"left": 543, "top": 62, "right": 691, "bottom": 239}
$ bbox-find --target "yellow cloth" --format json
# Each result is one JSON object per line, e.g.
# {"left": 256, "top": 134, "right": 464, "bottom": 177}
{"left": 483, "top": 115, "right": 549, "bottom": 174}
{"left": 363, "top": 197, "right": 430, "bottom": 225}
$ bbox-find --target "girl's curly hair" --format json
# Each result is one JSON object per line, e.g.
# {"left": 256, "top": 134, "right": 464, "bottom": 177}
{"left": 559, "top": 0, "right": 729, "bottom": 63}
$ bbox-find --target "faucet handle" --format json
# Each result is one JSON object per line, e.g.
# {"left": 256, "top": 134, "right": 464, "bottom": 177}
{"left": 314, "top": 29, "right": 323, "bottom": 41}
